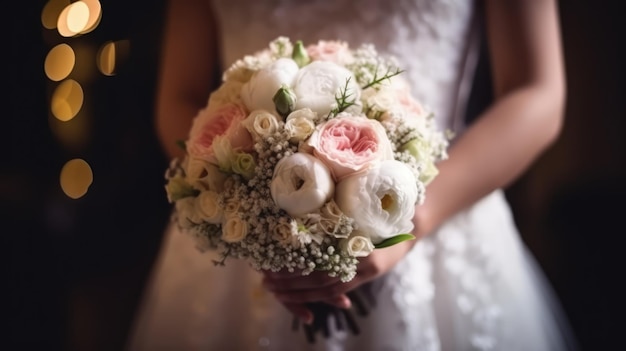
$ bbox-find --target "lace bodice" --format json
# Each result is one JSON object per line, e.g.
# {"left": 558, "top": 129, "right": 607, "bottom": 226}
{"left": 210, "top": 0, "right": 479, "bottom": 133}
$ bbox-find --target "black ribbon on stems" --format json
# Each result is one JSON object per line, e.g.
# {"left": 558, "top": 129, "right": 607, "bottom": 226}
{"left": 292, "top": 282, "right": 377, "bottom": 344}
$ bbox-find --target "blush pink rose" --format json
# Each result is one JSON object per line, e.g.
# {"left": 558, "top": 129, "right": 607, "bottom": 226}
{"left": 306, "top": 40, "right": 353, "bottom": 64}
{"left": 187, "top": 103, "right": 253, "bottom": 164}
{"left": 306, "top": 114, "right": 393, "bottom": 180}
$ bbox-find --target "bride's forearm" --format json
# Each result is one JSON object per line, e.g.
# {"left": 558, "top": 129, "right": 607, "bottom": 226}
{"left": 413, "top": 85, "right": 565, "bottom": 238}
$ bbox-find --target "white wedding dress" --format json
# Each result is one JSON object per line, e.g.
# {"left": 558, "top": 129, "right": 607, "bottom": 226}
{"left": 127, "top": 0, "right": 577, "bottom": 350}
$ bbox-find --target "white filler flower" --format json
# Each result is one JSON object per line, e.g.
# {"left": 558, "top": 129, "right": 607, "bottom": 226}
{"left": 335, "top": 160, "right": 418, "bottom": 244}
{"left": 270, "top": 153, "right": 334, "bottom": 217}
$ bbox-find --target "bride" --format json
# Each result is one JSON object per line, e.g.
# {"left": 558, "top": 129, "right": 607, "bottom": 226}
{"left": 127, "top": 0, "right": 578, "bottom": 350}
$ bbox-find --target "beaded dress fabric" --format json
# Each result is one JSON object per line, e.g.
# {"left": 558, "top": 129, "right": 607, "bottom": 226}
{"left": 127, "top": 1, "right": 575, "bottom": 350}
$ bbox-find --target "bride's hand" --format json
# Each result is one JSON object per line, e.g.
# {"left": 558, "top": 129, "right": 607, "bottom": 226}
{"left": 261, "top": 239, "right": 415, "bottom": 323}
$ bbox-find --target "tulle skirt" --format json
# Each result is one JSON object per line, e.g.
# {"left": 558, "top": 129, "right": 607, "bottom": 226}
{"left": 126, "top": 190, "right": 577, "bottom": 351}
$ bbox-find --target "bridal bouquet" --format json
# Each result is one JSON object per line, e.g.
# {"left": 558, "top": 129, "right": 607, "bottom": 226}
{"left": 164, "top": 37, "right": 448, "bottom": 284}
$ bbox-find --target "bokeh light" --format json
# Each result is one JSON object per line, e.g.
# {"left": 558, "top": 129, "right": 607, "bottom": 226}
{"left": 60, "top": 158, "right": 93, "bottom": 199}
{"left": 57, "top": 1, "right": 103, "bottom": 37}
{"left": 78, "top": 0, "right": 102, "bottom": 34}
{"left": 41, "top": 0, "right": 71, "bottom": 30}
{"left": 45, "top": 43, "right": 75, "bottom": 81}
{"left": 51, "top": 79, "right": 84, "bottom": 121}
{"left": 97, "top": 40, "right": 130, "bottom": 76}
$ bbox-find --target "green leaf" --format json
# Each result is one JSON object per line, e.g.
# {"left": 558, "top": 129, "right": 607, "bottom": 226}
{"left": 374, "top": 233, "right": 416, "bottom": 249}
{"left": 176, "top": 139, "right": 186, "bottom": 151}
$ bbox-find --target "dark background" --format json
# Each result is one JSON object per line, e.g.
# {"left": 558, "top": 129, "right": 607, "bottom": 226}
{"left": 6, "top": 1, "right": 625, "bottom": 350}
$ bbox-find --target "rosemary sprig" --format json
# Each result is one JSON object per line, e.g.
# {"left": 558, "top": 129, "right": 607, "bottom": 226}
{"left": 362, "top": 66, "right": 404, "bottom": 90}
{"left": 328, "top": 77, "right": 357, "bottom": 118}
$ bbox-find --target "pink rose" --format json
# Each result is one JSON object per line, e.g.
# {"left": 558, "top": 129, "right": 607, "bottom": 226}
{"left": 306, "top": 40, "right": 353, "bottom": 64}
{"left": 187, "top": 103, "right": 253, "bottom": 164}
{"left": 306, "top": 114, "right": 393, "bottom": 180}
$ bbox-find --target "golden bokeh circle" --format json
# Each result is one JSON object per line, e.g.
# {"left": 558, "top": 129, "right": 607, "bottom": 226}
{"left": 51, "top": 79, "right": 84, "bottom": 121}
{"left": 60, "top": 158, "right": 93, "bottom": 199}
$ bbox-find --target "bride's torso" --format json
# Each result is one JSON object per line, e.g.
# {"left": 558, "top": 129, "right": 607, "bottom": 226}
{"left": 210, "top": 0, "right": 479, "bottom": 133}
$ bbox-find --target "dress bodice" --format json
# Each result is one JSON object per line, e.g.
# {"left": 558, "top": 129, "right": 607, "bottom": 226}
{"left": 210, "top": 0, "right": 480, "bottom": 133}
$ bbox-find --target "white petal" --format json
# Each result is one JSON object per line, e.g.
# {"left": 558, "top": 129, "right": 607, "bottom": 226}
{"left": 335, "top": 160, "right": 418, "bottom": 243}
{"left": 270, "top": 153, "right": 334, "bottom": 217}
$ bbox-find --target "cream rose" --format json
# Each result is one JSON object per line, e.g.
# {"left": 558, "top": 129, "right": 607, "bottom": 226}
{"left": 307, "top": 114, "right": 393, "bottom": 180}
{"left": 195, "top": 190, "right": 223, "bottom": 224}
{"left": 221, "top": 214, "right": 248, "bottom": 243}
{"left": 185, "top": 157, "right": 227, "bottom": 192}
{"left": 240, "top": 58, "right": 299, "bottom": 114}
{"left": 335, "top": 160, "right": 418, "bottom": 244}
{"left": 242, "top": 109, "right": 281, "bottom": 141}
{"left": 285, "top": 114, "right": 315, "bottom": 143}
{"left": 270, "top": 153, "right": 334, "bottom": 217}
{"left": 293, "top": 61, "right": 360, "bottom": 116}
{"left": 340, "top": 234, "right": 375, "bottom": 257}
{"left": 272, "top": 221, "right": 296, "bottom": 246}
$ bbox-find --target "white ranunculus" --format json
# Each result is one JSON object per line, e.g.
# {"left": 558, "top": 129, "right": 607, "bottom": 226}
{"left": 185, "top": 157, "right": 227, "bottom": 192}
{"left": 221, "top": 214, "right": 248, "bottom": 243}
{"left": 270, "top": 153, "right": 334, "bottom": 217}
{"left": 340, "top": 234, "right": 375, "bottom": 257}
{"left": 293, "top": 61, "right": 361, "bottom": 116}
{"left": 240, "top": 58, "right": 299, "bottom": 114}
{"left": 335, "top": 160, "right": 418, "bottom": 244}
{"left": 242, "top": 109, "right": 281, "bottom": 141}
{"left": 195, "top": 190, "right": 223, "bottom": 224}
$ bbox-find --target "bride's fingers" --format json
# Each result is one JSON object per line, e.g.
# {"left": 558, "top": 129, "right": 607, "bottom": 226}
{"left": 322, "top": 294, "right": 352, "bottom": 309}
{"left": 262, "top": 272, "right": 341, "bottom": 292}
{"left": 273, "top": 281, "right": 360, "bottom": 304}
{"left": 283, "top": 302, "right": 314, "bottom": 325}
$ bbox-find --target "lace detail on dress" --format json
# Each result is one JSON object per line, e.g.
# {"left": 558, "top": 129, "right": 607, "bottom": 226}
{"left": 210, "top": 0, "right": 477, "bottom": 133}
{"left": 435, "top": 223, "right": 502, "bottom": 350}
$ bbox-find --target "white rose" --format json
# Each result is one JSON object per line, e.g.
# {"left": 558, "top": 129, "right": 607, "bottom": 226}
{"left": 284, "top": 115, "right": 315, "bottom": 143}
{"left": 240, "top": 58, "right": 299, "bottom": 114}
{"left": 362, "top": 85, "right": 398, "bottom": 117}
{"left": 293, "top": 61, "right": 361, "bottom": 116}
{"left": 286, "top": 107, "right": 317, "bottom": 121}
{"left": 195, "top": 190, "right": 223, "bottom": 224}
{"left": 335, "top": 160, "right": 418, "bottom": 244}
{"left": 321, "top": 199, "right": 343, "bottom": 220}
{"left": 272, "top": 221, "right": 296, "bottom": 246}
{"left": 211, "top": 136, "right": 236, "bottom": 171}
{"left": 185, "top": 157, "right": 227, "bottom": 192}
{"left": 221, "top": 214, "right": 248, "bottom": 243}
{"left": 242, "top": 109, "right": 281, "bottom": 140}
{"left": 223, "top": 197, "right": 240, "bottom": 214}
{"left": 340, "top": 234, "right": 375, "bottom": 257}
{"left": 270, "top": 153, "right": 334, "bottom": 217}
